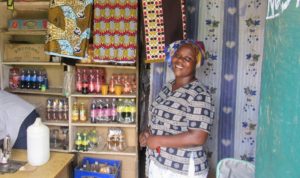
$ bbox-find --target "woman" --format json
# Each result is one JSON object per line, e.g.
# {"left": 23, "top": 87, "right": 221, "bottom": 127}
{"left": 139, "top": 40, "right": 214, "bottom": 178}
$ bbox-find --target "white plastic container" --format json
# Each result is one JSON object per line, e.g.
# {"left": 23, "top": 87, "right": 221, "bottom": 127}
{"left": 27, "top": 117, "right": 50, "bottom": 166}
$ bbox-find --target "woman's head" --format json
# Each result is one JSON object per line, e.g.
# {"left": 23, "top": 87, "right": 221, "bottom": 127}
{"left": 165, "top": 40, "right": 205, "bottom": 69}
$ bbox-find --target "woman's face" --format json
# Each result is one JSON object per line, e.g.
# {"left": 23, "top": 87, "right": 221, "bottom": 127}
{"left": 171, "top": 45, "right": 197, "bottom": 79}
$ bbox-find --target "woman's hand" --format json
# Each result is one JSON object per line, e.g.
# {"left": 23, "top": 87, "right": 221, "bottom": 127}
{"left": 146, "top": 135, "right": 160, "bottom": 150}
{"left": 139, "top": 130, "right": 150, "bottom": 147}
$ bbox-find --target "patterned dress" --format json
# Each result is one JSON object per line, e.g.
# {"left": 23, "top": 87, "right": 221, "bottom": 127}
{"left": 148, "top": 80, "right": 214, "bottom": 176}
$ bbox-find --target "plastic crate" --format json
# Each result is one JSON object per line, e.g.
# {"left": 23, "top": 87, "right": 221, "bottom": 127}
{"left": 74, "top": 157, "right": 121, "bottom": 178}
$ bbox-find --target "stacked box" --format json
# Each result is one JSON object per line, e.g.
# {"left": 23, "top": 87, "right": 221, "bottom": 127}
{"left": 8, "top": 19, "right": 47, "bottom": 31}
{"left": 4, "top": 44, "right": 50, "bottom": 62}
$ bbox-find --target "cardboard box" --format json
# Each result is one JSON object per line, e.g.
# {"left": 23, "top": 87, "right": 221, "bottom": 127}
{"left": 8, "top": 19, "right": 47, "bottom": 31}
{"left": 4, "top": 44, "right": 50, "bottom": 62}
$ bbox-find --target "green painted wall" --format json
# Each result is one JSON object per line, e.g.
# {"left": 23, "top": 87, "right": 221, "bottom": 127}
{"left": 256, "top": 2, "right": 300, "bottom": 178}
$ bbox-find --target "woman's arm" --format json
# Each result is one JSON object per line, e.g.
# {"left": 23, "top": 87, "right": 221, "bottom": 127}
{"left": 146, "top": 129, "right": 208, "bottom": 150}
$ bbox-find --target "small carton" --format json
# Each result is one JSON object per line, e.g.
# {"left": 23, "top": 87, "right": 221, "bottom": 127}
{"left": 8, "top": 19, "right": 47, "bottom": 31}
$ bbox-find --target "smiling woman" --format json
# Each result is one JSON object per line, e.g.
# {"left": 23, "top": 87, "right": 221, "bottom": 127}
{"left": 139, "top": 40, "right": 214, "bottom": 178}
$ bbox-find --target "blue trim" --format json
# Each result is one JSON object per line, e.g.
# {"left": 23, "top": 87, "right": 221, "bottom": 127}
{"left": 218, "top": 0, "right": 239, "bottom": 160}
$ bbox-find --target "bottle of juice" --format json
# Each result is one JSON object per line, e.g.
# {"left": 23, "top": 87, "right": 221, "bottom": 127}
{"left": 72, "top": 102, "right": 79, "bottom": 122}
{"left": 79, "top": 103, "right": 87, "bottom": 122}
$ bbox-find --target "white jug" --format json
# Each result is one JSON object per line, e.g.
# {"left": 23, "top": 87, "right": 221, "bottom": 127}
{"left": 27, "top": 117, "right": 50, "bottom": 166}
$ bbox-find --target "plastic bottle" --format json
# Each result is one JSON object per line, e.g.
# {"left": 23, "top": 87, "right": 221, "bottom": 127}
{"left": 27, "top": 117, "right": 50, "bottom": 166}
{"left": 46, "top": 98, "right": 53, "bottom": 120}
{"left": 129, "top": 99, "right": 136, "bottom": 123}
{"left": 20, "top": 69, "right": 26, "bottom": 89}
{"left": 63, "top": 99, "right": 69, "bottom": 121}
{"left": 111, "top": 98, "right": 117, "bottom": 122}
{"left": 103, "top": 98, "right": 110, "bottom": 122}
{"left": 117, "top": 99, "right": 125, "bottom": 123}
{"left": 82, "top": 69, "right": 89, "bottom": 94}
{"left": 75, "top": 132, "right": 82, "bottom": 151}
{"left": 26, "top": 69, "right": 31, "bottom": 89}
{"left": 37, "top": 70, "right": 44, "bottom": 90}
{"left": 96, "top": 99, "right": 104, "bottom": 122}
{"left": 31, "top": 69, "right": 37, "bottom": 89}
{"left": 88, "top": 69, "right": 95, "bottom": 93}
{"left": 58, "top": 99, "right": 64, "bottom": 120}
{"left": 90, "top": 100, "right": 97, "bottom": 123}
{"left": 72, "top": 102, "right": 79, "bottom": 122}
{"left": 79, "top": 103, "right": 87, "bottom": 122}
{"left": 82, "top": 132, "right": 88, "bottom": 151}
{"left": 76, "top": 69, "right": 82, "bottom": 92}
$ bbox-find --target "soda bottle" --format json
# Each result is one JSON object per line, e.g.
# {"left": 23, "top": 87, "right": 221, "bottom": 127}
{"left": 75, "top": 132, "right": 82, "bottom": 151}
{"left": 76, "top": 69, "right": 82, "bottom": 92}
{"left": 82, "top": 132, "right": 88, "bottom": 151}
{"left": 111, "top": 98, "right": 117, "bottom": 122}
{"left": 103, "top": 98, "right": 110, "bottom": 122}
{"left": 94, "top": 69, "right": 101, "bottom": 93}
{"left": 52, "top": 99, "right": 59, "bottom": 120}
{"left": 82, "top": 69, "right": 89, "bottom": 94}
{"left": 88, "top": 69, "right": 95, "bottom": 93}
{"left": 25, "top": 69, "right": 31, "bottom": 89}
{"left": 96, "top": 99, "right": 104, "bottom": 122}
{"left": 79, "top": 103, "right": 87, "bottom": 122}
{"left": 37, "top": 69, "right": 44, "bottom": 90}
{"left": 72, "top": 102, "right": 79, "bottom": 122}
{"left": 20, "top": 69, "right": 26, "bottom": 89}
{"left": 46, "top": 98, "right": 53, "bottom": 120}
{"left": 31, "top": 69, "right": 37, "bottom": 89}
{"left": 90, "top": 100, "right": 97, "bottom": 123}
{"left": 58, "top": 99, "right": 64, "bottom": 120}
{"left": 63, "top": 99, "right": 69, "bottom": 121}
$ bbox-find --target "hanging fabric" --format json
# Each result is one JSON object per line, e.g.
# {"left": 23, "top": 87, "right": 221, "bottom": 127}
{"left": 93, "top": 0, "right": 138, "bottom": 64}
{"left": 142, "top": 0, "right": 187, "bottom": 63}
{"left": 45, "top": 0, "right": 93, "bottom": 60}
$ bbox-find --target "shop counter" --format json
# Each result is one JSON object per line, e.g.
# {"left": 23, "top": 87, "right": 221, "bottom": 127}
{"left": 0, "top": 149, "right": 74, "bottom": 178}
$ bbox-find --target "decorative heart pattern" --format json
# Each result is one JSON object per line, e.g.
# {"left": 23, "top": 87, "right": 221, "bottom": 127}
{"left": 226, "top": 41, "right": 236, "bottom": 48}
{"left": 222, "top": 139, "right": 231, "bottom": 147}
{"left": 155, "top": 67, "right": 163, "bottom": 74}
{"left": 228, "top": 7, "right": 237, "bottom": 15}
{"left": 224, "top": 74, "right": 234, "bottom": 81}
{"left": 222, "top": 106, "right": 232, "bottom": 114}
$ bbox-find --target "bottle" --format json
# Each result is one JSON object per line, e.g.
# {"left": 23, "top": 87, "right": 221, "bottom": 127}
{"left": 44, "top": 73, "right": 49, "bottom": 89}
{"left": 31, "top": 69, "right": 37, "bottom": 89}
{"left": 37, "top": 70, "right": 44, "bottom": 90}
{"left": 63, "top": 99, "right": 69, "bottom": 121}
{"left": 103, "top": 98, "right": 110, "bottom": 122}
{"left": 82, "top": 69, "right": 89, "bottom": 94}
{"left": 82, "top": 132, "right": 88, "bottom": 151}
{"left": 58, "top": 99, "right": 64, "bottom": 120}
{"left": 94, "top": 70, "right": 101, "bottom": 93}
{"left": 90, "top": 100, "right": 97, "bottom": 123}
{"left": 88, "top": 69, "right": 95, "bottom": 93}
{"left": 9, "top": 68, "right": 20, "bottom": 89}
{"left": 20, "top": 69, "right": 26, "bottom": 89}
{"left": 27, "top": 118, "right": 50, "bottom": 166}
{"left": 129, "top": 99, "right": 136, "bottom": 123}
{"left": 79, "top": 103, "right": 87, "bottom": 122}
{"left": 52, "top": 99, "right": 59, "bottom": 120}
{"left": 76, "top": 69, "right": 82, "bottom": 92}
{"left": 46, "top": 99, "right": 53, "bottom": 120}
{"left": 75, "top": 132, "right": 82, "bottom": 151}
{"left": 96, "top": 99, "right": 104, "bottom": 122}
{"left": 111, "top": 98, "right": 117, "bottom": 122}
{"left": 89, "top": 129, "right": 98, "bottom": 149}
{"left": 72, "top": 102, "right": 79, "bottom": 122}
{"left": 26, "top": 69, "right": 31, "bottom": 89}
{"left": 117, "top": 99, "right": 124, "bottom": 123}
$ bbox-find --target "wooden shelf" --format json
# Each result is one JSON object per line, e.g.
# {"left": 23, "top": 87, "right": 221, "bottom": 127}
{"left": 2, "top": 61, "right": 62, "bottom": 66}
{"left": 50, "top": 148, "right": 70, "bottom": 153}
{"left": 76, "top": 63, "right": 137, "bottom": 70}
{"left": 71, "top": 92, "right": 136, "bottom": 98}
{"left": 44, "top": 121, "right": 69, "bottom": 126}
{"left": 0, "top": 30, "right": 47, "bottom": 36}
{"left": 6, "top": 87, "right": 64, "bottom": 96}
{"left": 0, "top": 1, "right": 49, "bottom": 10}
{"left": 71, "top": 122, "right": 136, "bottom": 128}
{"left": 72, "top": 146, "right": 137, "bottom": 156}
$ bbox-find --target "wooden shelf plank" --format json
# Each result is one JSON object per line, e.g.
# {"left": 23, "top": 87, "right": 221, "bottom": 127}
{"left": 71, "top": 146, "right": 137, "bottom": 156}
{"left": 76, "top": 63, "right": 136, "bottom": 70}
{"left": 44, "top": 121, "right": 69, "bottom": 126}
{"left": 6, "top": 88, "right": 64, "bottom": 96}
{"left": 0, "top": 30, "right": 47, "bottom": 36}
{"left": 50, "top": 148, "right": 70, "bottom": 153}
{"left": 71, "top": 93, "right": 136, "bottom": 98}
{"left": 2, "top": 62, "right": 62, "bottom": 66}
{"left": 0, "top": 1, "right": 49, "bottom": 10}
{"left": 71, "top": 122, "right": 136, "bottom": 128}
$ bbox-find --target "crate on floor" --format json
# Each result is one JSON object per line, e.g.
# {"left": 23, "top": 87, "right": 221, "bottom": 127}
{"left": 74, "top": 157, "right": 121, "bottom": 178}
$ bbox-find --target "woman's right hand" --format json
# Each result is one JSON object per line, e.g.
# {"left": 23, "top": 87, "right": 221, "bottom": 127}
{"left": 139, "top": 130, "right": 151, "bottom": 147}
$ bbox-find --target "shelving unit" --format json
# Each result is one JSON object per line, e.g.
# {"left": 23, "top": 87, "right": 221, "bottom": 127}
{"left": 0, "top": 2, "right": 139, "bottom": 178}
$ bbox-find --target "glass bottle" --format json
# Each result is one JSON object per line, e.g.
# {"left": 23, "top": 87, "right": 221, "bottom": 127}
{"left": 79, "top": 103, "right": 87, "bottom": 122}
{"left": 72, "top": 102, "right": 79, "bottom": 122}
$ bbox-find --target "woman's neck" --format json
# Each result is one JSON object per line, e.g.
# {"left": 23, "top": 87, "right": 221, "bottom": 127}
{"left": 172, "top": 76, "right": 196, "bottom": 91}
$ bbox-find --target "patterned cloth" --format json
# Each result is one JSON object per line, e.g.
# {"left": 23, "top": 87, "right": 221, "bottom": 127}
{"left": 142, "top": 0, "right": 187, "bottom": 63}
{"left": 93, "top": 0, "right": 138, "bottom": 64}
{"left": 148, "top": 80, "right": 214, "bottom": 176}
{"left": 164, "top": 40, "right": 206, "bottom": 68}
{"left": 45, "top": 0, "right": 93, "bottom": 60}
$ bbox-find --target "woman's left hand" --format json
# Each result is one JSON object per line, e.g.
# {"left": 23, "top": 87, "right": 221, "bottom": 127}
{"left": 146, "top": 135, "right": 160, "bottom": 150}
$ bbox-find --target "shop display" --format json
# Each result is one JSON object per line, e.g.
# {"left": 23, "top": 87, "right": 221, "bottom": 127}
{"left": 76, "top": 68, "right": 106, "bottom": 94}
{"left": 50, "top": 127, "right": 69, "bottom": 150}
{"left": 45, "top": 0, "right": 93, "bottom": 59}
{"left": 46, "top": 98, "right": 69, "bottom": 121}
{"left": 74, "top": 157, "right": 121, "bottom": 178}
{"left": 93, "top": 0, "right": 138, "bottom": 64}
{"left": 74, "top": 129, "right": 103, "bottom": 152}
{"left": 107, "top": 128, "right": 126, "bottom": 152}
{"left": 9, "top": 67, "right": 49, "bottom": 90}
